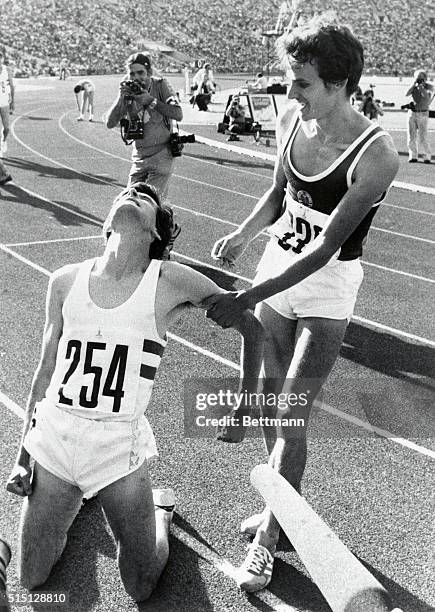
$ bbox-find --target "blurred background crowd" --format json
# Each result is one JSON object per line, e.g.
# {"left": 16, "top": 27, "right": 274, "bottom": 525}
{"left": 0, "top": 0, "right": 434, "bottom": 78}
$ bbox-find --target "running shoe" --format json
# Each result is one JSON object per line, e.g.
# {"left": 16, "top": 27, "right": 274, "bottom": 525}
{"left": 0, "top": 174, "right": 12, "bottom": 186}
{"left": 77, "top": 115, "right": 84, "bottom": 121}
{"left": 153, "top": 488, "right": 175, "bottom": 513}
{"left": 240, "top": 512, "right": 264, "bottom": 535}
{"left": 236, "top": 543, "right": 274, "bottom": 592}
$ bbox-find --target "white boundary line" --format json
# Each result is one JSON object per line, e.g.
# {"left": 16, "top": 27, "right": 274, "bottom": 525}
{"left": 3, "top": 173, "right": 435, "bottom": 348}
{"left": 5, "top": 231, "right": 435, "bottom": 288}
{"left": 1, "top": 242, "right": 434, "bottom": 459}
{"left": 11, "top": 111, "right": 435, "bottom": 257}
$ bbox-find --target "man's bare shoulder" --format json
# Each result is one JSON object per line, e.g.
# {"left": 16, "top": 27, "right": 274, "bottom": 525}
{"left": 50, "top": 261, "right": 84, "bottom": 298}
{"left": 361, "top": 128, "right": 399, "bottom": 171}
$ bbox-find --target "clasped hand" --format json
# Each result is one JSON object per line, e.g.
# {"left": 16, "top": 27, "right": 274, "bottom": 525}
{"left": 204, "top": 291, "right": 251, "bottom": 328}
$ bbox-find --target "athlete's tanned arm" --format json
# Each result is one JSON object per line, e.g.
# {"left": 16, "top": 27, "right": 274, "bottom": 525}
{"left": 156, "top": 261, "right": 265, "bottom": 441}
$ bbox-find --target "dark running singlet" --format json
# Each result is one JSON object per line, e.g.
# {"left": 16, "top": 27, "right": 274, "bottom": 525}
{"left": 270, "top": 113, "right": 389, "bottom": 261}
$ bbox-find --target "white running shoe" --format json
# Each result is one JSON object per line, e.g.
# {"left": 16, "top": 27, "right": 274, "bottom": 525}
{"left": 152, "top": 488, "right": 175, "bottom": 513}
{"left": 236, "top": 543, "right": 274, "bottom": 592}
{"left": 88, "top": 115, "right": 94, "bottom": 122}
{"left": 240, "top": 512, "right": 264, "bottom": 535}
{"left": 77, "top": 115, "right": 84, "bottom": 121}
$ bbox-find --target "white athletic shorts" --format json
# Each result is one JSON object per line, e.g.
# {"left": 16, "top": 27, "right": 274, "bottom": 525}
{"left": 253, "top": 240, "right": 364, "bottom": 321}
{"left": 24, "top": 400, "right": 158, "bottom": 498}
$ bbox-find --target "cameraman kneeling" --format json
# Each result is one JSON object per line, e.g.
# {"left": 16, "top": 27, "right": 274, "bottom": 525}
{"left": 225, "top": 96, "right": 246, "bottom": 141}
{"left": 106, "top": 53, "right": 183, "bottom": 198}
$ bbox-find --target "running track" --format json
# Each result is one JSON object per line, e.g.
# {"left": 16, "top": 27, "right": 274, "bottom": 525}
{"left": 0, "top": 76, "right": 434, "bottom": 612}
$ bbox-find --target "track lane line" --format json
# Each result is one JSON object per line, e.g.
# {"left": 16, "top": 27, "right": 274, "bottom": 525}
{"left": 5, "top": 234, "right": 435, "bottom": 286}
{"left": 1, "top": 244, "right": 434, "bottom": 456}
{"left": 53, "top": 111, "right": 435, "bottom": 242}
{"left": 10, "top": 112, "right": 435, "bottom": 273}
{"left": 3, "top": 212, "right": 435, "bottom": 344}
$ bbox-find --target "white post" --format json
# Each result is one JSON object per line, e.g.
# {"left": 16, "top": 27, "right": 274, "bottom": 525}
{"left": 184, "top": 67, "right": 190, "bottom": 99}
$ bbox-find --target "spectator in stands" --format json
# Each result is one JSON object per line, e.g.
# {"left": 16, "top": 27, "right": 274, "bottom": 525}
{"left": 225, "top": 96, "right": 246, "bottom": 141}
{"left": 405, "top": 69, "right": 434, "bottom": 163}
{"left": 0, "top": 50, "right": 14, "bottom": 159}
{"left": 106, "top": 53, "right": 183, "bottom": 198}
{"left": 74, "top": 79, "right": 95, "bottom": 122}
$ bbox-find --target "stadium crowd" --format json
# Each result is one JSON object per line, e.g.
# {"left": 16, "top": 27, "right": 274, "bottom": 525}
{"left": 0, "top": 0, "right": 434, "bottom": 77}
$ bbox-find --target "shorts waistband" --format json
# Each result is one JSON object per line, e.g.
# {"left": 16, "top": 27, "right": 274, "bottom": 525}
{"left": 412, "top": 109, "right": 429, "bottom": 113}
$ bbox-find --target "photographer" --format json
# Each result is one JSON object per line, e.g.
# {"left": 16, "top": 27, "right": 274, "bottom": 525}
{"left": 359, "top": 89, "right": 383, "bottom": 122}
{"left": 405, "top": 69, "right": 433, "bottom": 163}
{"left": 225, "top": 96, "right": 246, "bottom": 141}
{"left": 106, "top": 53, "right": 183, "bottom": 198}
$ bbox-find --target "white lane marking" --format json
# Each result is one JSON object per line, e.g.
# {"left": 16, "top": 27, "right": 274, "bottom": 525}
{"left": 393, "top": 180, "right": 435, "bottom": 196}
{"left": 1, "top": 246, "right": 434, "bottom": 456}
{"left": 361, "top": 260, "right": 435, "bottom": 284}
{"left": 56, "top": 113, "right": 258, "bottom": 200}
{"left": 0, "top": 243, "right": 51, "bottom": 276}
{"left": 6, "top": 235, "right": 103, "bottom": 247}
{"left": 382, "top": 202, "right": 435, "bottom": 217}
{"left": 55, "top": 112, "right": 435, "bottom": 242}
{"left": 350, "top": 314, "right": 435, "bottom": 347}
{"left": 373, "top": 226, "right": 434, "bottom": 245}
{"left": 3, "top": 212, "right": 435, "bottom": 347}
{"left": 5, "top": 234, "right": 434, "bottom": 286}
{"left": 318, "top": 401, "right": 435, "bottom": 460}
{"left": 0, "top": 391, "right": 25, "bottom": 419}
{"left": 0, "top": 393, "right": 297, "bottom": 612}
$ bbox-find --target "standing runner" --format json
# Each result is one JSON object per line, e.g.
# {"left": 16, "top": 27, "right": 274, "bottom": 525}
{"left": 6, "top": 183, "right": 264, "bottom": 602}
{"left": 0, "top": 50, "right": 14, "bottom": 184}
{"left": 206, "top": 14, "right": 399, "bottom": 592}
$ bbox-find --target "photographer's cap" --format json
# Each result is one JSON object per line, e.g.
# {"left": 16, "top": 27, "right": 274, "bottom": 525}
{"left": 414, "top": 69, "right": 427, "bottom": 80}
{"left": 127, "top": 52, "right": 151, "bottom": 69}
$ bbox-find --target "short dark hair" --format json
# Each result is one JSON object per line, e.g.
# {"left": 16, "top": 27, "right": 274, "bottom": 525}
{"left": 127, "top": 53, "right": 151, "bottom": 69}
{"left": 276, "top": 12, "right": 364, "bottom": 97}
{"left": 73, "top": 85, "right": 83, "bottom": 94}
